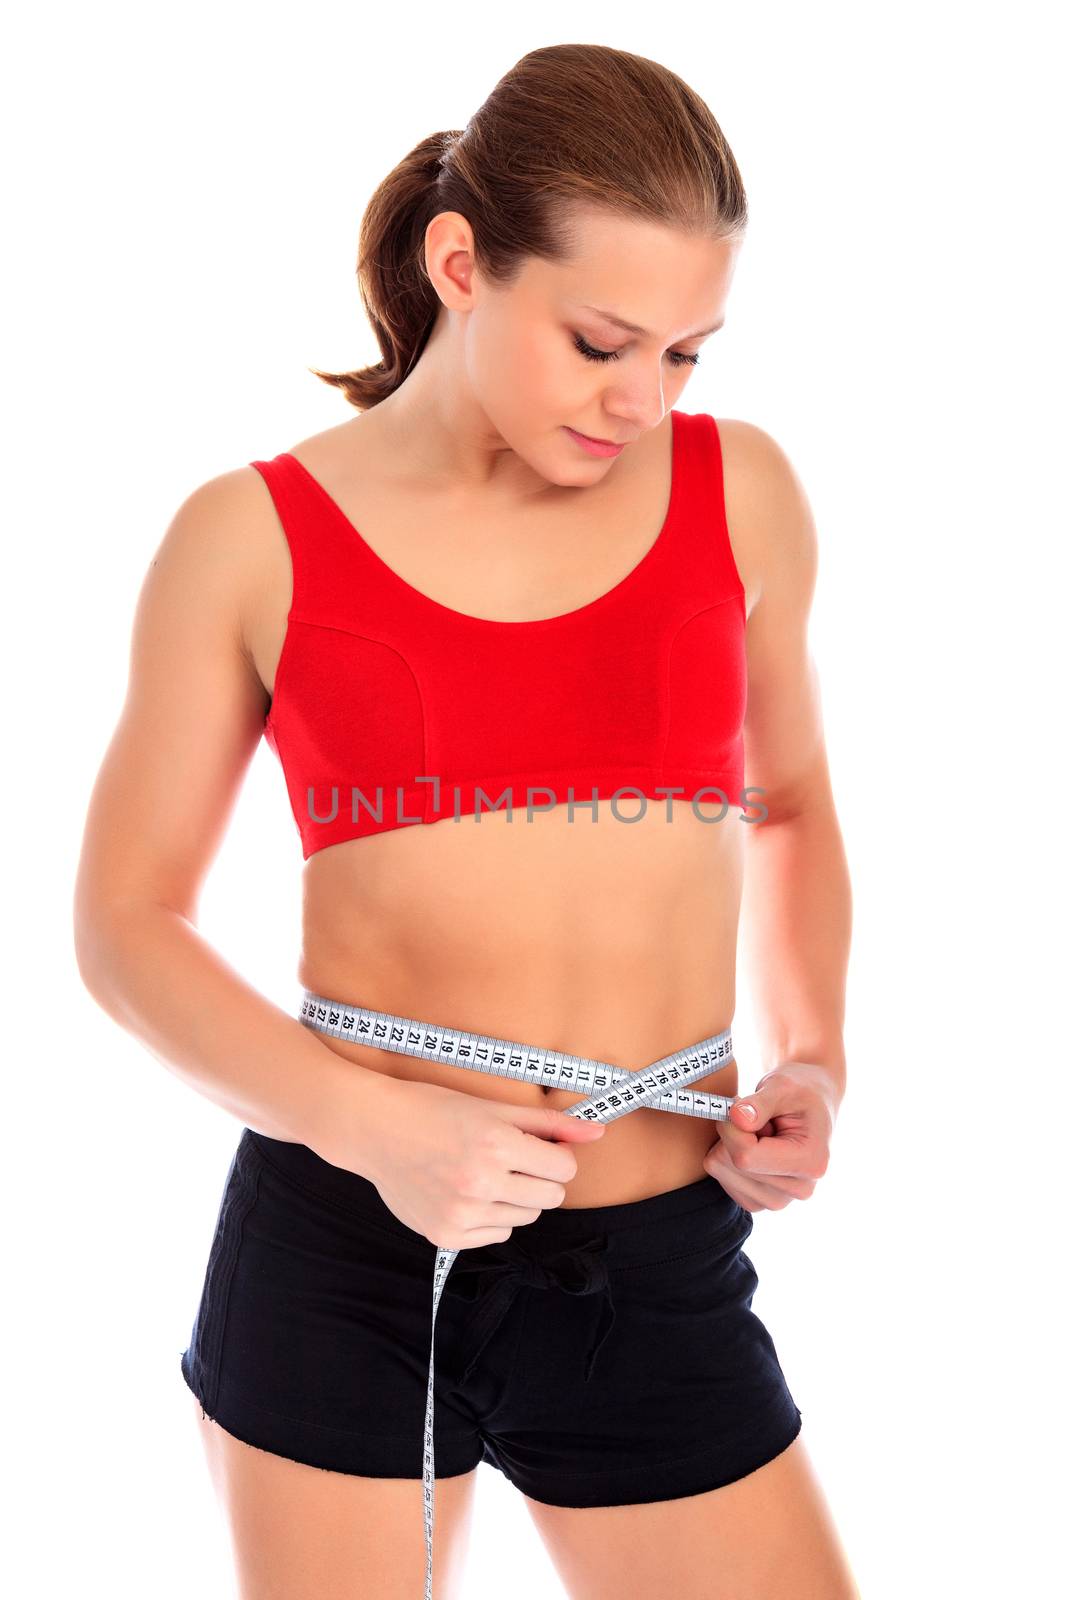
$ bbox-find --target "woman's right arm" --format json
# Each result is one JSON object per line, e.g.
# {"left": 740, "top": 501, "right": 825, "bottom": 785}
{"left": 72, "top": 466, "right": 401, "bottom": 1184}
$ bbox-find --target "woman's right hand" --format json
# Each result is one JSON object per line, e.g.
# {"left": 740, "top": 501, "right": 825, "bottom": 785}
{"left": 326, "top": 1075, "right": 607, "bottom": 1250}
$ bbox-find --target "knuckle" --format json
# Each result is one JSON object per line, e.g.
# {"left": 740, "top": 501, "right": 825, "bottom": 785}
{"left": 451, "top": 1205, "right": 480, "bottom": 1235}
{"left": 444, "top": 1199, "right": 475, "bottom": 1233}
{"left": 456, "top": 1164, "right": 489, "bottom": 1199}
{"left": 475, "top": 1134, "right": 506, "bottom": 1169}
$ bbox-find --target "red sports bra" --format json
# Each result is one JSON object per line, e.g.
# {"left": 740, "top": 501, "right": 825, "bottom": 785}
{"left": 250, "top": 408, "right": 748, "bottom": 859}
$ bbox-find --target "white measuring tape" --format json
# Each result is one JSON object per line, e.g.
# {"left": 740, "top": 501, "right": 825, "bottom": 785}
{"left": 298, "top": 989, "right": 737, "bottom": 1599}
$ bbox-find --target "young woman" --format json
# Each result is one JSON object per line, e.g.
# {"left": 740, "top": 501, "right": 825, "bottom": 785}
{"left": 74, "top": 42, "right": 857, "bottom": 1600}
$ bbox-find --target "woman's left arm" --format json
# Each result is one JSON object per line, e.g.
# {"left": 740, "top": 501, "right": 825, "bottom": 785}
{"left": 705, "top": 420, "right": 853, "bottom": 1213}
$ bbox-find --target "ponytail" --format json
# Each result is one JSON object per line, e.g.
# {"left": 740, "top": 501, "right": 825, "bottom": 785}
{"left": 309, "top": 130, "right": 461, "bottom": 410}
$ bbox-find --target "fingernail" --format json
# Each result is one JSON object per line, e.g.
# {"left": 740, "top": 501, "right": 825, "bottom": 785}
{"left": 738, "top": 1103, "right": 757, "bottom": 1119}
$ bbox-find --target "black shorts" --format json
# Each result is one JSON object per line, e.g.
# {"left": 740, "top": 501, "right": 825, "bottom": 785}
{"left": 180, "top": 1127, "right": 802, "bottom": 1507}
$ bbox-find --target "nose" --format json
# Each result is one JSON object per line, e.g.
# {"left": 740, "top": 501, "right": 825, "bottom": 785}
{"left": 600, "top": 391, "right": 668, "bottom": 437}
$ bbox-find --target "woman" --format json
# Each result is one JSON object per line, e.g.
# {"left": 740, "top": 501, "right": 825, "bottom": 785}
{"left": 74, "top": 42, "right": 857, "bottom": 1600}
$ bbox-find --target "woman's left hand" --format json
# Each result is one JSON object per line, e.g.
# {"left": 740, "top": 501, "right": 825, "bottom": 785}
{"left": 702, "top": 1061, "right": 841, "bottom": 1212}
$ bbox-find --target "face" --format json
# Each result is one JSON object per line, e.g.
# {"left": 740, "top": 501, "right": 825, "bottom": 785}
{"left": 421, "top": 202, "right": 740, "bottom": 484}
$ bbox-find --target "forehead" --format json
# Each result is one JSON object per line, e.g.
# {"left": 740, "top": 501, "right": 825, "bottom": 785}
{"left": 518, "top": 219, "right": 736, "bottom": 339}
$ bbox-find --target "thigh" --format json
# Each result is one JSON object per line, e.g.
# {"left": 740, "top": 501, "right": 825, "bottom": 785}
{"left": 179, "top": 1130, "right": 484, "bottom": 1470}
{"left": 192, "top": 1397, "right": 478, "bottom": 1600}
{"left": 520, "top": 1433, "right": 860, "bottom": 1600}
{"left": 179, "top": 1131, "right": 487, "bottom": 1596}
{"left": 482, "top": 1197, "right": 805, "bottom": 1509}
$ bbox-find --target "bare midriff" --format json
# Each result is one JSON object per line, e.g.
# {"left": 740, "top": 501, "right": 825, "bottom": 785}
{"left": 297, "top": 794, "right": 743, "bottom": 1208}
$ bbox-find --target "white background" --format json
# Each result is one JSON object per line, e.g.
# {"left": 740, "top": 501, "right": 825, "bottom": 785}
{"left": 5, "top": 3, "right": 1063, "bottom": 1596}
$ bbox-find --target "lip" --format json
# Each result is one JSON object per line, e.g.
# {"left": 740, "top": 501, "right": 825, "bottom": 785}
{"left": 563, "top": 425, "right": 630, "bottom": 458}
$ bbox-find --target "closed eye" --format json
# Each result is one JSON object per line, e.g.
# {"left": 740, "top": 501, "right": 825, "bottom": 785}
{"left": 573, "top": 332, "right": 700, "bottom": 369}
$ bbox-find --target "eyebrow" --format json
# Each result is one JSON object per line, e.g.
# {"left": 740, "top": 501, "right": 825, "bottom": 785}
{"left": 578, "top": 303, "right": 726, "bottom": 340}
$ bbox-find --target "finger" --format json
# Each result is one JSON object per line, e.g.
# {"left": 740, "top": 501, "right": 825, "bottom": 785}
{"left": 706, "top": 1147, "right": 817, "bottom": 1206}
{"left": 703, "top": 1166, "right": 765, "bottom": 1212}
{"left": 497, "top": 1171, "right": 569, "bottom": 1209}
{"left": 722, "top": 1124, "right": 822, "bottom": 1180}
{"left": 721, "top": 1168, "right": 805, "bottom": 1210}
{"left": 755, "top": 1174, "right": 817, "bottom": 1200}
{"left": 719, "top": 1166, "right": 816, "bottom": 1201}
{"left": 704, "top": 1163, "right": 767, "bottom": 1211}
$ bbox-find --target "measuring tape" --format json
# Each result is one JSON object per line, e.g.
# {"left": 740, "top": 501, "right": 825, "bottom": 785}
{"left": 298, "top": 989, "right": 737, "bottom": 1599}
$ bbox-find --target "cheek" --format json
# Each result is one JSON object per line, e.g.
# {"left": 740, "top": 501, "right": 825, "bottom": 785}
{"left": 507, "top": 322, "right": 563, "bottom": 398}
{"left": 471, "top": 322, "right": 573, "bottom": 422}
{"left": 464, "top": 318, "right": 520, "bottom": 408}
{"left": 520, "top": 336, "right": 606, "bottom": 433}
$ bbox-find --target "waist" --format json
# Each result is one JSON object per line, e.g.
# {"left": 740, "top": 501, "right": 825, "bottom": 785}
{"left": 295, "top": 988, "right": 739, "bottom": 1208}
{"left": 297, "top": 969, "right": 739, "bottom": 1098}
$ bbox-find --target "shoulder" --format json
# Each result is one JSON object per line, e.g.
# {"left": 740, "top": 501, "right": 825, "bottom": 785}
{"left": 711, "top": 416, "right": 818, "bottom": 612}
{"left": 151, "top": 462, "right": 289, "bottom": 589}
{"left": 144, "top": 462, "right": 292, "bottom": 670}
{"left": 154, "top": 461, "right": 281, "bottom": 563}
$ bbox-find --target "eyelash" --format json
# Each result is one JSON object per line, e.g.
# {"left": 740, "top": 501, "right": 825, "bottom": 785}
{"left": 572, "top": 332, "right": 700, "bottom": 368}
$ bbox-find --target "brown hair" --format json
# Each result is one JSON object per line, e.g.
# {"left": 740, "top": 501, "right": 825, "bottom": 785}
{"left": 309, "top": 43, "right": 747, "bottom": 411}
